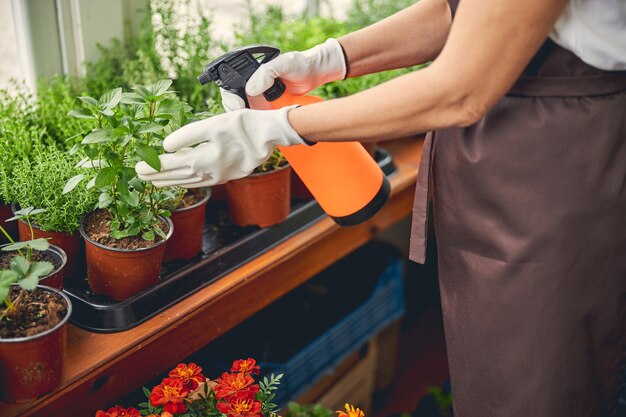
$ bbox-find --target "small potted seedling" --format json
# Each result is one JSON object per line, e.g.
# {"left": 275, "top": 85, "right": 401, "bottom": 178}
{"left": 2, "top": 207, "right": 67, "bottom": 289}
{"left": 225, "top": 148, "right": 292, "bottom": 227}
{"left": 0, "top": 221, "right": 71, "bottom": 403}
{"left": 11, "top": 146, "right": 97, "bottom": 281}
{"left": 65, "top": 80, "right": 206, "bottom": 300}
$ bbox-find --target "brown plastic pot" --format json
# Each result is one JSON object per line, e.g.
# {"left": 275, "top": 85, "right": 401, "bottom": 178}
{"left": 17, "top": 220, "right": 82, "bottom": 282}
{"left": 225, "top": 165, "right": 291, "bottom": 227}
{"left": 0, "top": 285, "right": 71, "bottom": 403}
{"left": 79, "top": 214, "right": 173, "bottom": 301}
{"left": 0, "top": 244, "right": 67, "bottom": 290}
{"left": 164, "top": 189, "right": 211, "bottom": 262}
{"left": 0, "top": 204, "right": 18, "bottom": 244}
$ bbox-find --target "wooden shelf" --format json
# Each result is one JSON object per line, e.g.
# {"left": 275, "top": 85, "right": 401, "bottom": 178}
{"left": 0, "top": 138, "right": 422, "bottom": 417}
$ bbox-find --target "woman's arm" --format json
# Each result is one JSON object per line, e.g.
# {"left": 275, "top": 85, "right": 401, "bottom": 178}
{"left": 339, "top": 0, "right": 452, "bottom": 76}
{"left": 290, "top": 0, "right": 570, "bottom": 142}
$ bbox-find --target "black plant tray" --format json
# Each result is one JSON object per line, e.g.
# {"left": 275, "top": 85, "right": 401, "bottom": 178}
{"left": 64, "top": 148, "right": 397, "bottom": 333}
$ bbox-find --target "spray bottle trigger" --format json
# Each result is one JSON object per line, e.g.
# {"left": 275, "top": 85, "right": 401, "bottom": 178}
{"left": 217, "top": 62, "right": 251, "bottom": 108}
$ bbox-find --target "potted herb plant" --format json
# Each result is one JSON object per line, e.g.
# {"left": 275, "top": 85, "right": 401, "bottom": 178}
{"left": 10, "top": 146, "right": 97, "bottom": 282}
{"left": 0, "top": 219, "right": 71, "bottom": 402}
{"left": 64, "top": 80, "right": 206, "bottom": 300}
{"left": 225, "top": 149, "right": 292, "bottom": 227}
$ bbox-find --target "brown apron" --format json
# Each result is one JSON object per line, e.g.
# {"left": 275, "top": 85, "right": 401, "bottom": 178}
{"left": 409, "top": 40, "right": 626, "bottom": 416}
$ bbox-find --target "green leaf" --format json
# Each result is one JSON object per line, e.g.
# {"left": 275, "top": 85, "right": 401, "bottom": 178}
{"left": 29, "top": 261, "right": 54, "bottom": 278}
{"left": 95, "top": 167, "right": 116, "bottom": 188}
{"left": 125, "top": 191, "right": 140, "bottom": 207}
{"left": 0, "top": 286, "right": 9, "bottom": 306}
{"left": 136, "top": 144, "right": 161, "bottom": 171}
{"left": 100, "top": 87, "right": 122, "bottom": 107}
{"left": 10, "top": 256, "right": 29, "bottom": 276}
{"left": 157, "top": 99, "right": 184, "bottom": 117}
{"left": 0, "top": 270, "right": 18, "bottom": 285}
{"left": 137, "top": 123, "right": 166, "bottom": 134}
{"left": 83, "top": 129, "right": 113, "bottom": 144}
{"left": 18, "top": 273, "right": 39, "bottom": 290}
{"left": 28, "top": 238, "right": 50, "bottom": 251}
{"left": 154, "top": 225, "right": 166, "bottom": 239}
{"left": 2, "top": 241, "right": 29, "bottom": 251}
{"left": 121, "top": 92, "right": 145, "bottom": 105}
{"left": 142, "top": 230, "right": 155, "bottom": 241}
{"left": 78, "top": 96, "right": 99, "bottom": 108}
{"left": 68, "top": 108, "right": 95, "bottom": 119}
{"left": 97, "top": 192, "right": 113, "bottom": 209}
{"left": 86, "top": 177, "right": 96, "bottom": 189}
{"left": 63, "top": 174, "right": 86, "bottom": 194}
{"left": 152, "top": 79, "right": 173, "bottom": 96}
{"left": 128, "top": 178, "right": 145, "bottom": 192}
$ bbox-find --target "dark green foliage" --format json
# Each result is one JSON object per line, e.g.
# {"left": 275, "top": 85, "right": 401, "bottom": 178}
{"left": 10, "top": 146, "right": 98, "bottom": 233}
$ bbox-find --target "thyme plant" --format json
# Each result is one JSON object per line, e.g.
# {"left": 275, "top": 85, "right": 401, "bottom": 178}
{"left": 10, "top": 146, "right": 97, "bottom": 234}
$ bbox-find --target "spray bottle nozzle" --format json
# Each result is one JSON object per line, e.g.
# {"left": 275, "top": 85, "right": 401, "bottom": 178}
{"left": 198, "top": 45, "right": 285, "bottom": 108}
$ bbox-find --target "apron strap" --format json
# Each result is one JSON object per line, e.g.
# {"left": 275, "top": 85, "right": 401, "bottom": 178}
{"left": 409, "top": 131, "right": 435, "bottom": 264}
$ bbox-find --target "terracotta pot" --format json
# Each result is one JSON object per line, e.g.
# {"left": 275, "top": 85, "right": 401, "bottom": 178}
{"left": 79, "top": 215, "right": 173, "bottom": 301}
{"left": 291, "top": 170, "right": 314, "bottom": 201}
{"left": 0, "top": 204, "right": 18, "bottom": 244}
{"left": 164, "top": 189, "right": 211, "bottom": 262}
{"left": 0, "top": 244, "right": 67, "bottom": 290}
{"left": 0, "top": 285, "right": 71, "bottom": 402}
{"left": 17, "top": 220, "right": 83, "bottom": 282}
{"left": 225, "top": 165, "right": 291, "bottom": 227}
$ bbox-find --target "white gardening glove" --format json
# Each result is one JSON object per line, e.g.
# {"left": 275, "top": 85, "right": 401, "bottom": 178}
{"left": 135, "top": 106, "right": 304, "bottom": 188}
{"left": 221, "top": 38, "right": 347, "bottom": 112}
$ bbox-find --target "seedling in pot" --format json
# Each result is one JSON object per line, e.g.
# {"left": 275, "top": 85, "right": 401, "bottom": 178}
{"left": 0, "top": 207, "right": 54, "bottom": 316}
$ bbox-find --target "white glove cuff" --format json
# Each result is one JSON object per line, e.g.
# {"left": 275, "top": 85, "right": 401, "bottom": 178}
{"left": 268, "top": 105, "right": 309, "bottom": 147}
{"left": 304, "top": 38, "right": 348, "bottom": 85}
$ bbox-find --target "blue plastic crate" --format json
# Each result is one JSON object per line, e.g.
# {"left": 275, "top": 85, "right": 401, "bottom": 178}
{"left": 261, "top": 255, "right": 405, "bottom": 406}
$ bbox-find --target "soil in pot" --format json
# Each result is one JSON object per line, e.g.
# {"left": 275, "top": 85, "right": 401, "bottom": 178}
{"left": 0, "top": 246, "right": 66, "bottom": 290}
{"left": 225, "top": 165, "right": 291, "bottom": 228}
{"left": 0, "top": 286, "right": 70, "bottom": 402}
{"left": 164, "top": 188, "right": 210, "bottom": 262}
{"left": 0, "top": 204, "right": 18, "bottom": 244}
{"left": 81, "top": 210, "right": 172, "bottom": 301}
{"left": 17, "top": 221, "right": 82, "bottom": 282}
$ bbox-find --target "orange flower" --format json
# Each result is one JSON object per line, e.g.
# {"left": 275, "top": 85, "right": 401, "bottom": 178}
{"left": 231, "top": 358, "right": 261, "bottom": 375}
{"left": 95, "top": 406, "right": 140, "bottom": 417}
{"left": 150, "top": 377, "right": 190, "bottom": 414}
{"left": 216, "top": 390, "right": 262, "bottom": 417}
{"left": 168, "top": 363, "right": 206, "bottom": 390}
{"left": 214, "top": 372, "right": 259, "bottom": 399}
{"left": 337, "top": 404, "right": 365, "bottom": 417}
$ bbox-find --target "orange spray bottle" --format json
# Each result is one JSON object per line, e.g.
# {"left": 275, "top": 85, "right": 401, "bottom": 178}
{"left": 199, "top": 45, "right": 390, "bottom": 226}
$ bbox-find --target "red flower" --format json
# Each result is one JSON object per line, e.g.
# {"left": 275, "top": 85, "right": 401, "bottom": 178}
{"left": 231, "top": 358, "right": 261, "bottom": 375}
{"left": 168, "top": 362, "right": 206, "bottom": 390}
{"left": 150, "top": 378, "right": 190, "bottom": 414}
{"left": 216, "top": 390, "right": 262, "bottom": 417}
{"left": 95, "top": 406, "right": 140, "bottom": 417}
{"left": 214, "top": 372, "right": 259, "bottom": 400}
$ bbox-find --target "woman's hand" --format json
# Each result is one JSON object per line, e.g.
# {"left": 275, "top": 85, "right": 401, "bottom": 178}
{"left": 135, "top": 107, "right": 304, "bottom": 188}
{"left": 221, "top": 39, "right": 347, "bottom": 111}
